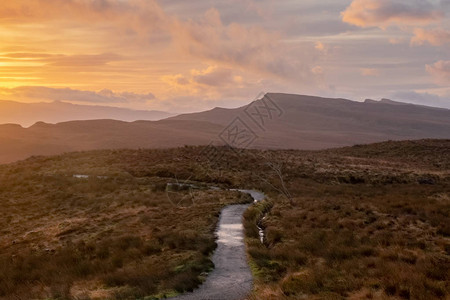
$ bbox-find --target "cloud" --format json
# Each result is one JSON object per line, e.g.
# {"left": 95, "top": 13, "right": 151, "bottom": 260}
{"left": 191, "top": 66, "right": 241, "bottom": 87}
{"left": 0, "top": 86, "right": 155, "bottom": 103}
{"left": 2, "top": 52, "right": 123, "bottom": 67}
{"left": 426, "top": 60, "right": 450, "bottom": 84}
{"left": 360, "top": 68, "right": 380, "bottom": 76}
{"left": 411, "top": 28, "right": 450, "bottom": 46}
{"left": 162, "top": 65, "right": 255, "bottom": 100}
{"left": 171, "top": 8, "right": 317, "bottom": 82}
{"left": 341, "top": 0, "right": 449, "bottom": 51}
{"left": 0, "top": 1, "right": 319, "bottom": 86}
{"left": 3, "top": 0, "right": 445, "bottom": 112}
{"left": 49, "top": 53, "right": 123, "bottom": 67}
{"left": 392, "top": 90, "right": 450, "bottom": 109}
{"left": 315, "top": 41, "right": 325, "bottom": 51}
{"left": 0, "top": 0, "right": 168, "bottom": 35}
{"left": 312, "top": 66, "right": 324, "bottom": 75}
{"left": 388, "top": 37, "right": 405, "bottom": 44}
{"left": 159, "top": 63, "right": 314, "bottom": 113}
{"left": 159, "top": 66, "right": 266, "bottom": 112}
{"left": 341, "top": 0, "right": 443, "bottom": 28}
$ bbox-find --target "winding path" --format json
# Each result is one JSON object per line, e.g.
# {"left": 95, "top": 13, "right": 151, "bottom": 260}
{"left": 171, "top": 190, "right": 264, "bottom": 300}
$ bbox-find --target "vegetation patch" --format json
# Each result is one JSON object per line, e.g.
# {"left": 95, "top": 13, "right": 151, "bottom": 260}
{"left": 244, "top": 140, "right": 449, "bottom": 299}
{"left": 0, "top": 155, "right": 252, "bottom": 299}
{"left": 0, "top": 140, "right": 448, "bottom": 299}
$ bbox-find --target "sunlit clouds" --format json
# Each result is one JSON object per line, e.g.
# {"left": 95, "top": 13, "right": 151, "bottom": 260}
{"left": 0, "top": 86, "right": 155, "bottom": 104}
{"left": 427, "top": 60, "right": 450, "bottom": 84}
{"left": 341, "top": 0, "right": 443, "bottom": 28}
{"left": 411, "top": 28, "right": 450, "bottom": 46}
{"left": 0, "top": 0, "right": 449, "bottom": 111}
{"left": 360, "top": 68, "right": 380, "bottom": 77}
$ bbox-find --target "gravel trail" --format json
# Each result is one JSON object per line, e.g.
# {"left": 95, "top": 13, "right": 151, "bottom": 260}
{"left": 171, "top": 190, "right": 264, "bottom": 300}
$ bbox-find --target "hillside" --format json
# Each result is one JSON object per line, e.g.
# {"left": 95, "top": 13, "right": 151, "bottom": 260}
{"left": 0, "top": 93, "right": 449, "bottom": 164}
{"left": 0, "top": 140, "right": 448, "bottom": 299}
{"left": 0, "top": 119, "right": 221, "bottom": 163}
{"left": 0, "top": 100, "right": 173, "bottom": 127}
{"left": 171, "top": 93, "right": 450, "bottom": 149}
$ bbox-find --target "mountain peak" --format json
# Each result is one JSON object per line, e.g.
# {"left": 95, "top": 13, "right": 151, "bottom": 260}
{"left": 210, "top": 107, "right": 225, "bottom": 111}
{"left": 30, "top": 121, "right": 52, "bottom": 128}
{"left": 364, "top": 98, "right": 407, "bottom": 105}
{"left": 380, "top": 98, "right": 407, "bottom": 105}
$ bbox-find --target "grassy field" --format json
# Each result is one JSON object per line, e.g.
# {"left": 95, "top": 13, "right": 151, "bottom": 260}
{"left": 243, "top": 140, "right": 449, "bottom": 299}
{"left": 0, "top": 152, "right": 252, "bottom": 299}
{"left": 0, "top": 139, "right": 448, "bottom": 299}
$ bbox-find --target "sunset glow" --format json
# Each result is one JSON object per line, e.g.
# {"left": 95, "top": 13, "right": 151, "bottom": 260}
{"left": 0, "top": 0, "right": 449, "bottom": 111}
{"left": 0, "top": 4, "right": 449, "bottom": 299}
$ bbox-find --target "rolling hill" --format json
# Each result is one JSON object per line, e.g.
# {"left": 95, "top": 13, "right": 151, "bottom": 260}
{"left": 0, "top": 93, "right": 449, "bottom": 163}
{"left": 0, "top": 119, "right": 221, "bottom": 163}
{"left": 0, "top": 100, "right": 173, "bottom": 127}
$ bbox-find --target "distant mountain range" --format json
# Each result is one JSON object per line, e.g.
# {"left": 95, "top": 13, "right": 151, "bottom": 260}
{"left": 171, "top": 94, "right": 450, "bottom": 149}
{"left": 0, "top": 100, "right": 173, "bottom": 127}
{"left": 0, "top": 93, "right": 449, "bottom": 163}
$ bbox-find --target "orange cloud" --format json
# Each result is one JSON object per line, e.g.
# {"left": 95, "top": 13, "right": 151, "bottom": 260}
{"left": 315, "top": 42, "right": 325, "bottom": 51}
{"left": 1, "top": 52, "right": 123, "bottom": 67}
{"left": 0, "top": 0, "right": 168, "bottom": 35}
{"left": 0, "top": 0, "right": 174, "bottom": 94}
{"left": 162, "top": 65, "right": 254, "bottom": 99}
{"left": 171, "top": 8, "right": 317, "bottom": 82}
{"left": 191, "top": 66, "right": 240, "bottom": 87}
{"left": 360, "top": 68, "right": 380, "bottom": 76}
{"left": 0, "top": 1, "right": 320, "bottom": 102}
{"left": 388, "top": 37, "right": 405, "bottom": 45}
{"left": 158, "top": 64, "right": 277, "bottom": 112}
{"left": 426, "top": 60, "right": 450, "bottom": 84}
{"left": 0, "top": 86, "right": 155, "bottom": 103}
{"left": 341, "top": 0, "right": 443, "bottom": 28}
{"left": 312, "top": 66, "right": 323, "bottom": 75}
{"left": 411, "top": 28, "right": 450, "bottom": 46}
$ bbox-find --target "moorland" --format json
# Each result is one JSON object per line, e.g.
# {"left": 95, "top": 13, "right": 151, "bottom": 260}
{"left": 0, "top": 139, "right": 448, "bottom": 299}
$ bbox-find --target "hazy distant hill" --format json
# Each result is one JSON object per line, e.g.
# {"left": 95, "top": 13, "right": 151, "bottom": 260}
{"left": 0, "top": 119, "right": 221, "bottom": 163}
{"left": 0, "top": 93, "right": 449, "bottom": 163}
{"left": 0, "top": 100, "right": 173, "bottom": 127}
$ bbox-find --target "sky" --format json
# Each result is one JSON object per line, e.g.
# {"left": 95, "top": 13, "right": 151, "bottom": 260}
{"left": 0, "top": 0, "right": 449, "bottom": 112}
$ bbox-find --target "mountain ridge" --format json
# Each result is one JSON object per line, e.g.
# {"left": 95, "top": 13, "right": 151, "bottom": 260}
{"left": 0, "top": 93, "right": 449, "bottom": 164}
